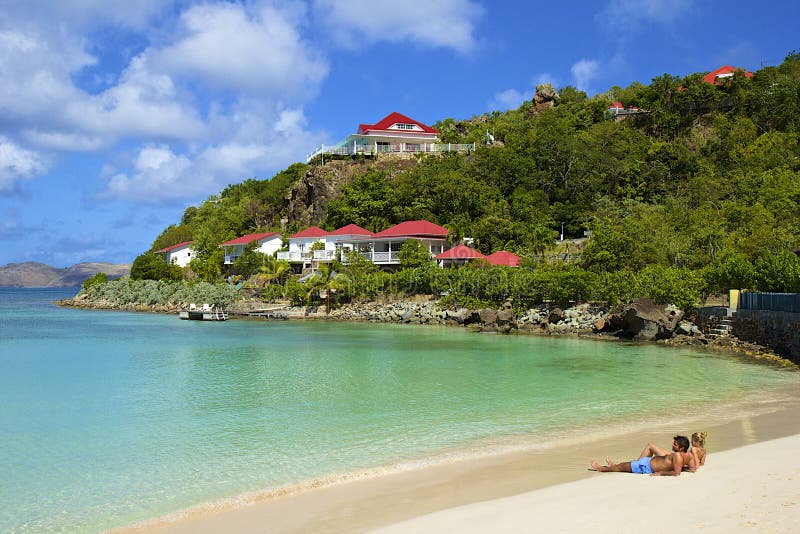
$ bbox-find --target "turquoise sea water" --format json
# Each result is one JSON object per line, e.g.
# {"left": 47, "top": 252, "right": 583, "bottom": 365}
{"left": 1, "top": 288, "right": 798, "bottom": 532}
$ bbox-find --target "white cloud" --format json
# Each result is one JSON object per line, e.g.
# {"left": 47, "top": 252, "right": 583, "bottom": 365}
{"left": 154, "top": 2, "right": 328, "bottom": 98}
{"left": 0, "top": 138, "right": 47, "bottom": 193}
{"left": 0, "top": 1, "right": 330, "bottom": 204}
{"left": 314, "top": 0, "right": 484, "bottom": 53}
{"left": 100, "top": 105, "right": 325, "bottom": 204}
{"left": 596, "top": 0, "right": 692, "bottom": 30}
{"left": 103, "top": 145, "right": 195, "bottom": 203}
{"left": 571, "top": 59, "right": 601, "bottom": 92}
{"left": 489, "top": 89, "right": 528, "bottom": 111}
{"left": 488, "top": 73, "right": 560, "bottom": 111}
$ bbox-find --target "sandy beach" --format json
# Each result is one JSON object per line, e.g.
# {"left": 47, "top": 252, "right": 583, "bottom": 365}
{"left": 379, "top": 434, "right": 800, "bottom": 533}
{"left": 124, "top": 390, "right": 800, "bottom": 534}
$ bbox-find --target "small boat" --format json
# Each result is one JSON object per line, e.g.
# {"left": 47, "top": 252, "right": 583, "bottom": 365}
{"left": 179, "top": 303, "right": 228, "bottom": 321}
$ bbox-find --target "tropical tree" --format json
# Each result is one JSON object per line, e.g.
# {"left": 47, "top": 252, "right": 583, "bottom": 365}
{"left": 306, "top": 263, "right": 351, "bottom": 312}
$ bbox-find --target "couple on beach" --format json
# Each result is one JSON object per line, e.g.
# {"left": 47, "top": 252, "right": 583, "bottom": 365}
{"left": 592, "top": 432, "right": 708, "bottom": 476}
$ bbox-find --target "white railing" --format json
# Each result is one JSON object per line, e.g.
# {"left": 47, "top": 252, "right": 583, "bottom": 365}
{"left": 313, "top": 250, "right": 336, "bottom": 261}
{"left": 277, "top": 251, "right": 312, "bottom": 262}
{"left": 307, "top": 142, "right": 476, "bottom": 162}
{"left": 356, "top": 251, "right": 400, "bottom": 264}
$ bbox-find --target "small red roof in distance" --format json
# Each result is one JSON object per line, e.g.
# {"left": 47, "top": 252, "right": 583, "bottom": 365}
{"left": 289, "top": 226, "right": 329, "bottom": 239}
{"left": 155, "top": 240, "right": 195, "bottom": 253}
{"left": 220, "top": 232, "right": 280, "bottom": 246}
{"left": 703, "top": 65, "right": 754, "bottom": 84}
{"left": 329, "top": 223, "right": 373, "bottom": 236}
{"left": 609, "top": 101, "right": 624, "bottom": 109}
{"left": 374, "top": 220, "right": 448, "bottom": 238}
{"left": 486, "top": 250, "right": 520, "bottom": 267}
{"left": 435, "top": 244, "right": 486, "bottom": 260}
{"left": 358, "top": 112, "right": 438, "bottom": 134}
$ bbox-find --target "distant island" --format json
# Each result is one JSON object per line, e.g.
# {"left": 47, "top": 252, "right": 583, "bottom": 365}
{"left": 0, "top": 262, "right": 130, "bottom": 288}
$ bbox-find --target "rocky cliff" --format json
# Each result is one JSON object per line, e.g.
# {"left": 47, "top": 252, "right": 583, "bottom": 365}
{"left": 284, "top": 156, "right": 421, "bottom": 226}
{"left": 0, "top": 262, "right": 130, "bottom": 287}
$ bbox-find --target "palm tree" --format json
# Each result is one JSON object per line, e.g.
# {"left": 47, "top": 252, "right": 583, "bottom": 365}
{"left": 306, "top": 262, "right": 350, "bottom": 312}
{"left": 249, "top": 257, "right": 291, "bottom": 300}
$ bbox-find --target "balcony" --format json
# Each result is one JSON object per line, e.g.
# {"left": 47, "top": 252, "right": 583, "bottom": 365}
{"left": 277, "top": 251, "right": 312, "bottom": 262}
{"left": 313, "top": 250, "right": 336, "bottom": 261}
{"left": 307, "top": 142, "right": 476, "bottom": 163}
{"left": 356, "top": 251, "right": 400, "bottom": 264}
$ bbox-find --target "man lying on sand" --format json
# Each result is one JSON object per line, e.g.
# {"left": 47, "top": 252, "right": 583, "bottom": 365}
{"left": 591, "top": 435, "right": 692, "bottom": 476}
{"left": 636, "top": 434, "right": 701, "bottom": 472}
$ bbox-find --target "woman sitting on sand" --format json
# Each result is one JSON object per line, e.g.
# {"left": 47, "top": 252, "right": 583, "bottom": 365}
{"left": 690, "top": 431, "right": 708, "bottom": 466}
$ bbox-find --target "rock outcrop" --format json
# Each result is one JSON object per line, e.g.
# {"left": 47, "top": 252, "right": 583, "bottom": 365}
{"left": 531, "top": 83, "right": 558, "bottom": 114}
{"left": 600, "top": 298, "right": 684, "bottom": 341}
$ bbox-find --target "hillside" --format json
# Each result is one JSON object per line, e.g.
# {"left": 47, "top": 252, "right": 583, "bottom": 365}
{"left": 138, "top": 52, "right": 800, "bottom": 291}
{"left": 0, "top": 262, "right": 130, "bottom": 288}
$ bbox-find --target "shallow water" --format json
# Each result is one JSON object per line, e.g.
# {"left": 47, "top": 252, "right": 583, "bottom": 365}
{"left": 1, "top": 288, "right": 797, "bottom": 532}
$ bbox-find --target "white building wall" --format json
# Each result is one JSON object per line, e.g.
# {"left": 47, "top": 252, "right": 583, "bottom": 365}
{"left": 288, "top": 237, "right": 324, "bottom": 253}
{"left": 167, "top": 246, "right": 194, "bottom": 267}
{"left": 255, "top": 236, "right": 283, "bottom": 256}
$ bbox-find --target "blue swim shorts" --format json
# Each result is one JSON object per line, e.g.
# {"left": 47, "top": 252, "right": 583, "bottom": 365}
{"left": 630, "top": 457, "right": 653, "bottom": 474}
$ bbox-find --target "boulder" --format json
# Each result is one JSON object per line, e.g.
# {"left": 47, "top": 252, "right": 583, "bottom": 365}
{"left": 478, "top": 308, "right": 499, "bottom": 325}
{"left": 601, "top": 298, "right": 684, "bottom": 341}
{"left": 548, "top": 307, "right": 565, "bottom": 324}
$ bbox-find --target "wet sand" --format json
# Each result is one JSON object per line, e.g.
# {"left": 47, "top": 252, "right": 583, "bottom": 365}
{"left": 117, "top": 388, "right": 800, "bottom": 533}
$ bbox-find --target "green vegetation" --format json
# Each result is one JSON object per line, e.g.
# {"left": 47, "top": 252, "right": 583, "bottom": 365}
{"left": 82, "top": 272, "right": 108, "bottom": 290}
{"left": 80, "top": 277, "right": 239, "bottom": 307}
{"left": 113, "top": 52, "right": 800, "bottom": 311}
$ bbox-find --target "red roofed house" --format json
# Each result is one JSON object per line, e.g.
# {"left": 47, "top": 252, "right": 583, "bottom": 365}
{"left": 435, "top": 244, "right": 486, "bottom": 268}
{"left": 278, "top": 224, "right": 374, "bottom": 269}
{"left": 277, "top": 226, "right": 329, "bottom": 269}
{"left": 703, "top": 65, "right": 753, "bottom": 85}
{"left": 155, "top": 240, "right": 195, "bottom": 267}
{"left": 340, "top": 220, "right": 450, "bottom": 268}
{"left": 307, "top": 112, "right": 474, "bottom": 162}
{"left": 220, "top": 232, "right": 283, "bottom": 265}
{"left": 486, "top": 250, "right": 520, "bottom": 267}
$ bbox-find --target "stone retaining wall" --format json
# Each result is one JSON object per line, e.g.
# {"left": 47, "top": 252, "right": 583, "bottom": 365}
{"left": 733, "top": 309, "right": 800, "bottom": 364}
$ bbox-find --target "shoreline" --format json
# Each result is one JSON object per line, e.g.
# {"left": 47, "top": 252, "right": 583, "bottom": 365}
{"left": 59, "top": 296, "right": 796, "bottom": 369}
{"left": 116, "top": 386, "right": 800, "bottom": 533}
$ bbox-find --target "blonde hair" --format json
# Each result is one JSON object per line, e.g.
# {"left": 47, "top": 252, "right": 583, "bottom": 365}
{"left": 692, "top": 431, "right": 708, "bottom": 447}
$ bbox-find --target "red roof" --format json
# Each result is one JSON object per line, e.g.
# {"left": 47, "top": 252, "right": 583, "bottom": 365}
{"left": 435, "top": 244, "right": 486, "bottom": 260}
{"left": 374, "top": 220, "right": 448, "bottom": 238}
{"left": 703, "top": 65, "right": 753, "bottom": 84}
{"left": 155, "top": 240, "right": 194, "bottom": 253}
{"left": 289, "top": 226, "right": 329, "bottom": 239}
{"left": 609, "top": 101, "right": 624, "bottom": 109}
{"left": 357, "top": 112, "right": 438, "bottom": 135}
{"left": 486, "top": 250, "right": 520, "bottom": 267}
{"left": 329, "top": 224, "right": 374, "bottom": 236}
{"left": 220, "top": 232, "right": 280, "bottom": 246}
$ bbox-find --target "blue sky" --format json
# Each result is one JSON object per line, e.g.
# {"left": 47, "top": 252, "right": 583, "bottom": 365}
{"left": 0, "top": 0, "right": 797, "bottom": 267}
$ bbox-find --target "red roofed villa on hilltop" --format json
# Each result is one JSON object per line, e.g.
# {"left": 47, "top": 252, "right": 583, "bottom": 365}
{"left": 703, "top": 65, "right": 753, "bottom": 85}
{"left": 307, "top": 112, "right": 475, "bottom": 162}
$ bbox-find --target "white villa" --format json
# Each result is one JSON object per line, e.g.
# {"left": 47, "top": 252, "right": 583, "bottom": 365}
{"left": 307, "top": 112, "right": 475, "bottom": 162}
{"left": 277, "top": 220, "right": 450, "bottom": 271}
{"left": 155, "top": 240, "right": 195, "bottom": 267}
{"left": 339, "top": 220, "right": 449, "bottom": 268}
{"left": 220, "top": 232, "right": 283, "bottom": 264}
{"left": 277, "top": 224, "right": 374, "bottom": 270}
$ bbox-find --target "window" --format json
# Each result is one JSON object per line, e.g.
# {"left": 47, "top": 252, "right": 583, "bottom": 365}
{"left": 392, "top": 123, "right": 418, "bottom": 130}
